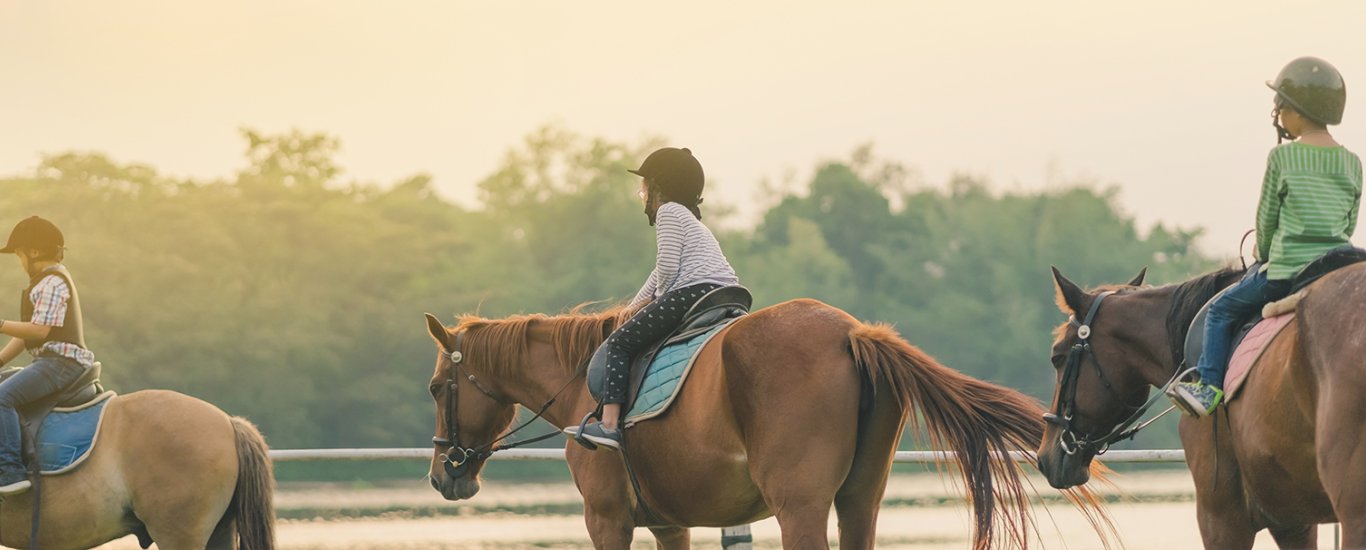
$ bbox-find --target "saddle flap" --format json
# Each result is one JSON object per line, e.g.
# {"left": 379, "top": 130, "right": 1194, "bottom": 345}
{"left": 587, "top": 286, "right": 752, "bottom": 406}
{"left": 1183, "top": 289, "right": 1261, "bottom": 374}
{"left": 1182, "top": 293, "right": 1219, "bottom": 370}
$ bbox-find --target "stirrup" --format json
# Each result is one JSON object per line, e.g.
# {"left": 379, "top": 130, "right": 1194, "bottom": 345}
{"left": 1166, "top": 387, "right": 1200, "bottom": 417}
{"left": 572, "top": 411, "right": 600, "bottom": 451}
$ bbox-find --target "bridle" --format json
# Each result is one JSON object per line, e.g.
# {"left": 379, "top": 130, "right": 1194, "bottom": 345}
{"left": 432, "top": 330, "right": 579, "bottom": 479}
{"left": 1043, "top": 290, "right": 1180, "bottom": 455}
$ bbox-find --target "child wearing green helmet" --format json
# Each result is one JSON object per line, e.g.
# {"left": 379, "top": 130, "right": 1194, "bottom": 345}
{"left": 1170, "top": 57, "right": 1363, "bottom": 417}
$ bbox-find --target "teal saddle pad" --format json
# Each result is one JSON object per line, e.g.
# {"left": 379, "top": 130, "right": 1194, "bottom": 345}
{"left": 34, "top": 394, "right": 112, "bottom": 474}
{"left": 625, "top": 322, "right": 729, "bottom": 423}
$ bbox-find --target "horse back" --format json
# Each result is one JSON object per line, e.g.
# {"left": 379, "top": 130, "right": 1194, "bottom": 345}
{"left": 621, "top": 299, "right": 868, "bottom": 524}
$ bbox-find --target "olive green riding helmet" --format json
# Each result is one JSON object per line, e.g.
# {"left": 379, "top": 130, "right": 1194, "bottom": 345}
{"left": 1267, "top": 56, "right": 1347, "bottom": 125}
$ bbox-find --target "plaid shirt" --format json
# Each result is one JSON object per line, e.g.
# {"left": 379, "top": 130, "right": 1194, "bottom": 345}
{"left": 27, "top": 274, "right": 95, "bottom": 367}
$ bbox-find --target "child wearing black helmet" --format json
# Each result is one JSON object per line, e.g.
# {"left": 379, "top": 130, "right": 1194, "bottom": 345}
{"left": 0, "top": 216, "right": 96, "bottom": 494}
{"left": 565, "top": 147, "right": 740, "bottom": 449}
{"left": 1170, "top": 57, "right": 1362, "bottom": 417}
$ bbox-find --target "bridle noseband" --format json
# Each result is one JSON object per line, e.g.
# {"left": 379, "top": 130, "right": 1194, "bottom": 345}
{"left": 432, "top": 330, "right": 580, "bottom": 480}
{"left": 1044, "top": 290, "right": 1179, "bottom": 455}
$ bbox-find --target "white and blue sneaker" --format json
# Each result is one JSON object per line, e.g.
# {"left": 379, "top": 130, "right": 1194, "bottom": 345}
{"left": 1169, "top": 381, "right": 1224, "bottom": 418}
{"left": 0, "top": 471, "right": 30, "bottom": 496}
{"left": 563, "top": 421, "right": 622, "bottom": 451}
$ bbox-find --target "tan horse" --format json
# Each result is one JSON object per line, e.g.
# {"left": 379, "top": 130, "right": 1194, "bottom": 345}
{"left": 0, "top": 390, "right": 274, "bottom": 549}
{"left": 1038, "top": 264, "right": 1366, "bottom": 548}
{"left": 424, "top": 299, "right": 1110, "bottom": 549}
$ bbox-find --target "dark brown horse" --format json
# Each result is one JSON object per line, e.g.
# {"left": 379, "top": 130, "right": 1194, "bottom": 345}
{"left": 1038, "top": 264, "right": 1366, "bottom": 548}
{"left": 425, "top": 299, "right": 1110, "bottom": 549}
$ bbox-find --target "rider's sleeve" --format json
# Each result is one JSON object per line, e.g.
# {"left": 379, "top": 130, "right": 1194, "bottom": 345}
{"left": 1255, "top": 150, "right": 1283, "bottom": 263}
{"left": 630, "top": 271, "right": 657, "bottom": 308}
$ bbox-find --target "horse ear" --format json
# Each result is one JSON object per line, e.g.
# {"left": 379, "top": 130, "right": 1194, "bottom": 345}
{"left": 1127, "top": 267, "right": 1148, "bottom": 287}
{"left": 425, "top": 313, "right": 453, "bottom": 353}
{"left": 1051, "top": 266, "right": 1087, "bottom": 314}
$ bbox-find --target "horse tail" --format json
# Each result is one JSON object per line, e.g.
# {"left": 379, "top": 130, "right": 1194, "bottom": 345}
{"left": 848, "top": 322, "right": 1115, "bottom": 550}
{"left": 230, "top": 416, "right": 277, "bottom": 550}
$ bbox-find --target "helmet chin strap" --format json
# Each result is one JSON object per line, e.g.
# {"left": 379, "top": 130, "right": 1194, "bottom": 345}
{"left": 1274, "top": 122, "right": 1294, "bottom": 144}
{"left": 1272, "top": 105, "right": 1294, "bottom": 144}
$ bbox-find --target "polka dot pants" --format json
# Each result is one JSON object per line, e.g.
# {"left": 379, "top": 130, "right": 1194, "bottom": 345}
{"left": 601, "top": 283, "right": 722, "bottom": 405}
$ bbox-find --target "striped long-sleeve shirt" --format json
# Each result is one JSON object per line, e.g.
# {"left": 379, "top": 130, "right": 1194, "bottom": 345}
{"left": 632, "top": 202, "right": 740, "bottom": 306}
{"left": 1256, "top": 142, "right": 1363, "bottom": 280}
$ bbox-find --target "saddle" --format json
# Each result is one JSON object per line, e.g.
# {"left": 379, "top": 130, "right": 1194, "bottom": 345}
{"left": 587, "top": 286, "right": 752, "bottom": 411}
{"left": 1183, "top": 246, "right": 1366, "bottom": 373}
{"left": 1, "top": 361, "right": 105, "bottom": 474}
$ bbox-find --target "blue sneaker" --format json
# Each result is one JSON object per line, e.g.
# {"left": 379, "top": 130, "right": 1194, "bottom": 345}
{"left": 1169, "top": 381, "right": 1224, "bottom": 417}
{"left": 562, "top": 421, "right": 622, "bottom": 451}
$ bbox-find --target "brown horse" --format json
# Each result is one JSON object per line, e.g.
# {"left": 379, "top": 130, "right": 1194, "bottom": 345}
{"left": 424, "top": 299, "right": 1110, "bottom": 549}
{"left": 1038, "top": 264, "right": 1366, "bottom": 548}
{"left": 0, "top": 390, "right": 275, "bottom": 549}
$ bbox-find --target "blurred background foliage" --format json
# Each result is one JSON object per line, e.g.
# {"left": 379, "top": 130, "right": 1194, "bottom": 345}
{"left": 1, "top": 125, "right": 1219, "bottom": 463}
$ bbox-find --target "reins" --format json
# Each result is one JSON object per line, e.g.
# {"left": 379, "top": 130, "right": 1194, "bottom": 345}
{"left": 1044, "top": 290, "right": 1182, "bottom": 455}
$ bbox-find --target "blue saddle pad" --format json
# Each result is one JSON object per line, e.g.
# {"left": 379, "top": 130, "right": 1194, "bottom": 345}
{"left": 36, "top": 394, "right": 112, "bottom": 474}
{"left": 626, "top": 322, "right": 730, "bottom": 423}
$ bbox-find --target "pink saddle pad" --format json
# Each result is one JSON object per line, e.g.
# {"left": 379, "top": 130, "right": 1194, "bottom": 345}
{"left": 1225, "top": 313, "right": 1296, "bottom": 401}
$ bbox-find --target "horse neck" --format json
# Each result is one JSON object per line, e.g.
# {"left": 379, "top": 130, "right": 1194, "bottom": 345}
{"left": 499, "top": 339, "right": 589, "bottom": 430}
{"left": 1118, "top": 288, "right": 1185, "bottom": 387}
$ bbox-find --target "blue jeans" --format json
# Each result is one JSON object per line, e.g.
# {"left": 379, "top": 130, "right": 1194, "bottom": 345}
{"left": 0, "top": 356, "right": 86, "bottom": 478}
{"left": 1195, "top": 267, "right": 1291, "bottom": 389}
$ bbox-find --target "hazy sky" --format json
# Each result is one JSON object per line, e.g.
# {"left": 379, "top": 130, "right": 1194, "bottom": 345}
{"left": 4, "top": 1, "right": 1364, "bottom": 258}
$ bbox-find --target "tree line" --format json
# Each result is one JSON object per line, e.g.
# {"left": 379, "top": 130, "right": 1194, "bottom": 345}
{"left": 0, "top": 125, "right": 1216, "bottom": 450}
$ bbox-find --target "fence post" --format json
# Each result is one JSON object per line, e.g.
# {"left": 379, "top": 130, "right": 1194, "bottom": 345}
{"left": 721, "top": 525, "right": 753, "bottom": 550}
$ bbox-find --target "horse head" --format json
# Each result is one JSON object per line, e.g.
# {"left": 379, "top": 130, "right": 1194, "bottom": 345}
{"left": 424, "top": 313, "right": 518, "bottom": 501}
{"left": 1037, "top": 267, "right": 1156, "bottom": 489}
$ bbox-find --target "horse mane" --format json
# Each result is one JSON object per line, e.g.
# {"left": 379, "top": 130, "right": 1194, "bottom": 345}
{"left": 456, "top": 304, "right": 632, "bottom": 376}
{"left": 1162, "top": 267, "right": 1246, "bottom": 368}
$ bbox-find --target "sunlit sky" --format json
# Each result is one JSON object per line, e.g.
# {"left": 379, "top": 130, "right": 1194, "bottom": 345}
{"left": 4, "top": 1, "right": 1364, "bottom": 257}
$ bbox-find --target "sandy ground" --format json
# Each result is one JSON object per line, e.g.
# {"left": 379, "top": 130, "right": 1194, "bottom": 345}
{"left": 95, "top": 470, "right": 1341, "bottom": 549}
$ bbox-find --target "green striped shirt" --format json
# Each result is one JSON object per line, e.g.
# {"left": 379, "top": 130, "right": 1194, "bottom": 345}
{"left": 1256, "top": 142, "right": 1363, "bottom": 280}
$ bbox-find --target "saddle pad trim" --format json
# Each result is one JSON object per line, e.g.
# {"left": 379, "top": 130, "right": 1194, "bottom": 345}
{"left": 1225, "top": 316, "right": 1295, "bottom": 402}
{"left": 624, "top": 318, "right": 736, "bottom": 427}
{"left": 43, "top": 391, "right": 116, "bottom": 476}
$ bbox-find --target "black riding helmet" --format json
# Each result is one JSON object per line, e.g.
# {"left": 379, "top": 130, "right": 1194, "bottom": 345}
{"left": 629, "top": 147, "right": 704, "bottom": 225}
{"left": 0, "top": 216, "right": 64, "bottom": 259}
{"left": 1268, "top": 57, "right": 1347, "bottom": 141}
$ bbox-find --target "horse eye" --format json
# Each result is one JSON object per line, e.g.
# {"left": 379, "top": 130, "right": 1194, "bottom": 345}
{"left": 1050, "top": 353, "right": 1066, "bottom": 369}
{"left": 429, "top": 384, "right": 441, "bottom": 397}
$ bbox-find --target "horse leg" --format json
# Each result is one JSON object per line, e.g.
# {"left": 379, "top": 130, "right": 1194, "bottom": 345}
{"left": 205, "top": 513, "right": 235, "bottom": 550}
{"left": 1267, "top": 524, "right": 1316, "bottom": 549}
{"left": 570, "top": 446, "right": 639, "bottom": 550}
{"left": 1182, "top": 417, "right": 1259, "bottom": 550}
{"left": 1314, "top": 387, "right": 1366, "bottom": 546}
{"left": 833, "top": 390, "right": 904, "bottom": 549}
{"left": 748, "top": 408, "right": 854, "bottom": 549}
{"left": 648, "top": 525, "right": 690, "bottom": 549}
